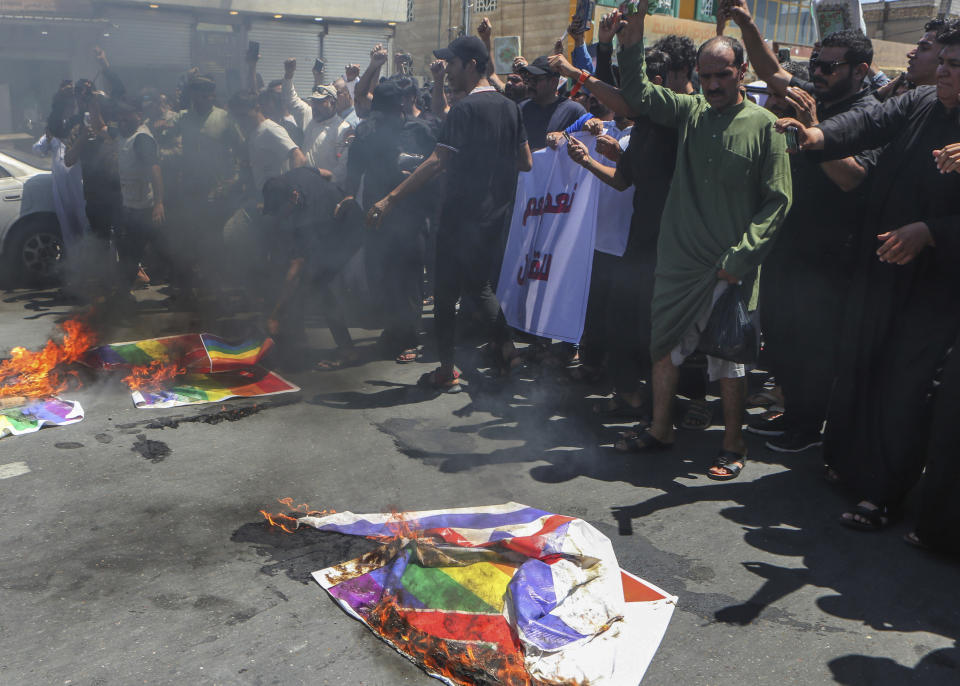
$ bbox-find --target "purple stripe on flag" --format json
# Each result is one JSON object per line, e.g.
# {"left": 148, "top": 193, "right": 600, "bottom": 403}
{"left": 317, "top": 506, "right": 550, "bottom": 538}
{"left": 510, "top": 559, "right": 587, "bottom": 651}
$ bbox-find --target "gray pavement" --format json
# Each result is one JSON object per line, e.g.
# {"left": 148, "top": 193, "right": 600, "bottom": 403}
{"left": 0, "top": 286, "right": 957, "bottom": 686}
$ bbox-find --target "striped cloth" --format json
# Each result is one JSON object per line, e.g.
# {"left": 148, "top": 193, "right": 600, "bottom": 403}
{"left": 132, "top": 367, "right": 299, "bottom": 409}
{"left": 92, "top": 334, "right": 273, "bottom": 374}
{"left": 295, "top": 503, "right": 676, "bottom": 685}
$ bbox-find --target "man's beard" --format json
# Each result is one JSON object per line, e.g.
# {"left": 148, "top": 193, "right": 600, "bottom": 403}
{"left": 815, "top": 73, "right": 859, "bottom": 102}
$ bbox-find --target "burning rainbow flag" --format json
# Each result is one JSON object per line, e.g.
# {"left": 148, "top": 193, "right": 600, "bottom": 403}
{"left": 282, "top": 503, "right": 676, "bottom": 686}
{"left": 92, "top": 334, "right": 273, "bottom": 374}
{"left": 131, "top": 367, "right": 298, "bottom": 409}
{"left": 0, "top": 398, "right": 84, "bottom": 440}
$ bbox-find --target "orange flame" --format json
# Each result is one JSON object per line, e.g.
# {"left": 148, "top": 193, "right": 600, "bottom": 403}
{"left": 259, "top": 497, "right": 336, "bottom": 534}
{"left": 0, "top": 318, "right": 97, "bottom": 399}
{"left": 122, "top": 358, "right": 187, "bottom": 392}
{"left": 368, "top": 594, "right": 535, "bottom": 686}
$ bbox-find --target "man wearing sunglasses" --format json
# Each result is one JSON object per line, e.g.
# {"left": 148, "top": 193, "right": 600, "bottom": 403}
{"left": 725, "top": 0, "right": 881, "bottom": 455}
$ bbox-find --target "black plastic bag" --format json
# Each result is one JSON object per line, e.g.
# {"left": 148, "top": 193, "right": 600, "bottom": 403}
{"left": 695, "top": 284, "right": 759, "bottom": 364}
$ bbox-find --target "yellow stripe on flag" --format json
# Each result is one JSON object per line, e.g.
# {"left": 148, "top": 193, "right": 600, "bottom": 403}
{"left": 439, "top": 562, "right": 514, "bottom": 611}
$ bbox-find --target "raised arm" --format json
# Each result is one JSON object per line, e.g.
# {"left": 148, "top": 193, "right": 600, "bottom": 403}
{"left": 429, "top": 60, "right": 450, "bottom": 119}
{"left": 548, "top": 52, "right": 631, "bottom": 117}
{"left": 282, "top": 59, "right": 311, "bottom": 129}
{"left": 594, "top": 12, "right": 620, "bottom": 86}
{"left": 724, "top": 0, "right": 793, "bottom": 95}
{"left": 477, "top": 18, "right": 506, "bottom": 92}
{"left": 356, "top": 44, "right": 388, "bottom": 118}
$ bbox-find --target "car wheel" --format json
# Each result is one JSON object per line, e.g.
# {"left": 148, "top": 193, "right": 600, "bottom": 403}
{"left": 4, "top": 218, "right": 63, "bottom": 287}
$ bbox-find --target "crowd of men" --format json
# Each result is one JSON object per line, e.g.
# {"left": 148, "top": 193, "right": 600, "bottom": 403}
{"left": 34, "top": 1, "right": 960, "bottom": 555}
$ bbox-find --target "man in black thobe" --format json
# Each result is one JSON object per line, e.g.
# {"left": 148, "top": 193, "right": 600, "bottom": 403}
{"left": 779, "top": 20, "right": 960, "bottom": 529}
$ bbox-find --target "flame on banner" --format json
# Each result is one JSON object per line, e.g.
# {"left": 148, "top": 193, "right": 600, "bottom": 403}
{"left": 368, "top": 594, "right": 535, "bottom": 686}
{"left": 122, "top": 359, "right": 186, "bottom": 392}
{"left": 259, "top": 497, "right": 337, "bottom": 534}
{"left": 0, "top": 318, "right": 97, "bottom": 399}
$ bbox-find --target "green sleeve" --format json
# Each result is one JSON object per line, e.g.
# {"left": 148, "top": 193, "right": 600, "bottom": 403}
{"left": 617, "top": 41, "right": 694, "bottom": 129}
{"left": 718, "top": 120, "right": 793, "bottom": 278}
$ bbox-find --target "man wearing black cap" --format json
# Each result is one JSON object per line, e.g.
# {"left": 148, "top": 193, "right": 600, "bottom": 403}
{"left": 261, "top": 167, "right": 364, "bottom": 366}
{"left": 366, "top": 35, "right": 533, "bottom": 392}
{"left": 518, "top": 56, "right": 586, "bottom": 150}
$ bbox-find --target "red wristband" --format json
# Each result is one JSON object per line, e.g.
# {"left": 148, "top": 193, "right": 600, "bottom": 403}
{"left": 569, "top": 70, "right": 589, "bottom": 98}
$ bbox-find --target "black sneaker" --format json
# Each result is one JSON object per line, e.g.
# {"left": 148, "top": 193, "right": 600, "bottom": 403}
{"left": 745, "top": 410, "right": 787, "bottom": 437}
{"left": 766, "top": 431, "right": 823, "bottom": 453}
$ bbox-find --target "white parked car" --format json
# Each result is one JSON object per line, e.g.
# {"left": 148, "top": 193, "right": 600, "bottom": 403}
{"left": 0, "top": 146, "right": 62, "bottom": 286}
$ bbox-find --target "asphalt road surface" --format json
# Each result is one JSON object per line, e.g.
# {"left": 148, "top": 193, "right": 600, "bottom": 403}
{"left": 0, "top": 286, "right": 957, "bottom": 686}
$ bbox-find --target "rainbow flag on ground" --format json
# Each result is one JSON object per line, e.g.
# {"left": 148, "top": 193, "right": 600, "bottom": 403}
{"left": 0, "top": 398, "right": 84, "bottom": 440}
{"left": 91, "top": 334, "right": 273, "bottom": 374}
{"left": 132, "top": 366, "right": 299, "bottom": 409}
{"left": 289, "top": 503, "right": 676, "bottom": 686}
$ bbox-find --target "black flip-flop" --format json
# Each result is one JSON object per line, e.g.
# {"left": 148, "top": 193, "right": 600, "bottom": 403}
{"left": 593, "top": 395, "right": 648, "bottom": 419}
{"left": 706, "top": 451, "right": 747, "bottom": 481}
{"left": 839, "top": 504, "right": 895, "bottom": 532}
{"left": 616, "top": 428, "right": 673, "bottom": 453}
{"left": 417, "top": 369, "right": 463, "bottom": 394}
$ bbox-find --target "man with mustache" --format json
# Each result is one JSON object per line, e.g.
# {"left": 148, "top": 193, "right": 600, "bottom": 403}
{"left": 551, "top": 1, "right": 792, "bottom": 480}
{"left": 726, "top": 1, "right": 882, "bottom": 453}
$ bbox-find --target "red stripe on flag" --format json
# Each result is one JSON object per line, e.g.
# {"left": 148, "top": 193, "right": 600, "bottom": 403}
{"left": 621, "top": 571, "right": 666, "bottom": 602}
{"left": 398, "top": 609, "right": 522, "bottom": 651}
{"left": 500, "top": 515, "right": 574, "bottom": 558}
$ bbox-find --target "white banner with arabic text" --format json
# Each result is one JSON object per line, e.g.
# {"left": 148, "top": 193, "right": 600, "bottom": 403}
{"left": 497, "top": 137, "right": 599, "bottom": 343}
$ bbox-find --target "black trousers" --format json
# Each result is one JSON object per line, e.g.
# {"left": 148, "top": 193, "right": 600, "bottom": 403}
{"left": 433, "top": 226, "right": 509, "bottom": 368}
{"left": 368, "top": 217, "right": 426, "bottom": 350}
{"left": 915, "top": 338, "right": 960, "bottom": 553}
{"left": 826, "top": 296, "right": 960, "bottom": 507}
{"left": 579, "top": 251, "right": 615, "bottom": 369}
{"left": 117, "top": 206, "right": 153, "bottom": 285}
{"left": 606, "top": 248, "right": 656, "bottom": 395}
{"left": 761, "top": 259, "right": 848, "bottom": 435}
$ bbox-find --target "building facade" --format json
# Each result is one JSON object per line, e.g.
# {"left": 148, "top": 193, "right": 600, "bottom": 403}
{"left": 864, "top": 0, "right": 958, "bottom": 43}
{"left": 0, "top": 0, "right": 407, "bottom": 133}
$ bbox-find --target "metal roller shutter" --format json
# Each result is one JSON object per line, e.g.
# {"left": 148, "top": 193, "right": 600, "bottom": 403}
{"left": 102, "top": 8, "right": 193, "bottom": 68}
{"left": 246, "top": 20, "right": 321, "bottom": 99}
{"left": 321, "top": 25, "right": 394, "bottom": 85}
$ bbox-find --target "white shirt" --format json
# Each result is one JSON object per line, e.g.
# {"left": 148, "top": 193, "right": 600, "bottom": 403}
{"left": 248, "top": 119, "right": 298, "bottom": 198}
{"left": 303, "top": 114, "right": 352, "bottom": 183}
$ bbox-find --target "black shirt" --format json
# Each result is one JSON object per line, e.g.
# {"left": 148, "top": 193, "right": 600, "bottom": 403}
{"left": 616, "top": 121, "right": 678, "bottom": 253}
{"left": 347, "top": 112, "right": 437, "bottom": 222}
{"left": 438, "top": 89, "right": 528, "bottom": 229}
{"left": 518, "top": 97, "right": 586, "bottom": 150}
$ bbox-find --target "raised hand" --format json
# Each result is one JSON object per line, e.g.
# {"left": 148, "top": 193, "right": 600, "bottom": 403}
{"left": 370, "top": 44, "right": 388, "bottom": 67}
{"left": 785, "top": 86, "right": 818, "bottom": 127}
{"left": 284, "top": 58, "right": 297, "bottom": 79}
{"left": 345, "top": 64, "right": 361, "bottom": 80}
{"left": 721, "top": 0, "right": 753, "bottom": 28}
{"left": 429, "top": 59, "right": 447, "bottom": 80}
{"left": 478, "top": 17, "right": 493, "bottom": 39}
{"left": 546, "top": 53, "right": 580, "bottom": 79}
{"left": 598, "top": 11, "right": 625, "bottom": 44}
{"left": 513, "top": 56, "right": 528, "bottom": 73}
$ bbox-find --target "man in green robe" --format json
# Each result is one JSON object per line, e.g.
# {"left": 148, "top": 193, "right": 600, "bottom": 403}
{"left": 612, "top": 5, "right": 792, "bottom": 480}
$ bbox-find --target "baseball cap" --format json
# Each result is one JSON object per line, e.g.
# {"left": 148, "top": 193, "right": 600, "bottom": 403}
{"left": 433, "top": 35, "right": 489, "bottom": 65}
{"left": 307, "top": 84, "right": 338, "bottom": 102}
{"left": 520, "top": 56, "right": 556, "bottom": 77}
